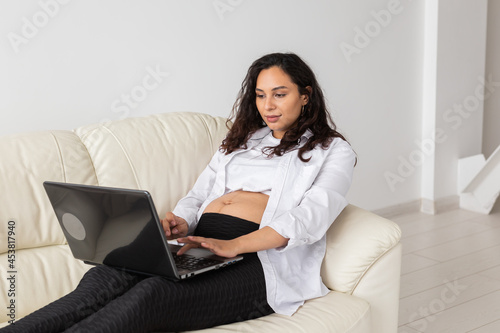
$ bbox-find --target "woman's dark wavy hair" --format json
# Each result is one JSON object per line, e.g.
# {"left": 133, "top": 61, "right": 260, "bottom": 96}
{"left": 221, "top": 52, "right": 350, "bottom": 162}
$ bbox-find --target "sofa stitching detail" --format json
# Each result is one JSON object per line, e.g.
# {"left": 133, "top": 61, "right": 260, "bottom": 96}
{"left": 342, "top": 216, "right": 402, "bottom": 294}
{"left": 49, "top": 131, "right": 67, "bottom": 183}
{"left": 100, "top": 125, "right": 142, "bottom": 189}
{"left": 197, "top": 114, "right": 214, "bottom": 151}
{"left": 348, "top": 240, "right": 401, "bottom": 295}
{"left": 73, "top": 128, "right": 102, "bottom": 186}
{"left": 151, "top": 114, "right": 177, "bottom": 152}
{"left": 344, "top": 299, "right": 371, "bottom": 333}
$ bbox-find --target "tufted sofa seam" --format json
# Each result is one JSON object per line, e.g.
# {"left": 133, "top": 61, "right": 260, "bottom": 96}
{"left": 49, "top": 132, "right": 67, "bottom": 183}
{"left": 73, "top": 128, "right": 100, "bottom": 186}
{"left": 151, "top": 114, "right": 183, "bottom": 155}
{"left": 196, "top": 113, "right": 215, "bottom": 150}
{"left": 345, "top": 300, "right": 371, "bottom": 333}
{"left": 100, "top": 125, "right": 142, "bottom": 189}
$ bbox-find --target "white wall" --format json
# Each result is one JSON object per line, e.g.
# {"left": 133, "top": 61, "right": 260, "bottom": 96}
{"left": 420, "top": 0, "right": 488, "bottom": 213}
{"left": 0, "top": 0, "right": 425, "bottom": 211}
{"left": 484, "top": 0, "right": 500, "bottom": 159}
{"left": 434, "top": 0, "right": 487, "bottom": 199}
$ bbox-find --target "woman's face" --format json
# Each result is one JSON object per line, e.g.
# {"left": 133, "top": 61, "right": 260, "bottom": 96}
{"left": 255, "top": 66, "right": 309, "bottom": 139}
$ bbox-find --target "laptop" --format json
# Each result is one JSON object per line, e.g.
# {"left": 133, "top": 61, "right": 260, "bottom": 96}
{"left": 43, "top": 181, "right": 243, "bottom": 280}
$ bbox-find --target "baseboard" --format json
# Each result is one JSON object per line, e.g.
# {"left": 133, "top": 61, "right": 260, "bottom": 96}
{"left": 435, "top": 195, "right": 460, "bottom": 213}
{"left": 372, "top": 199, "right": 421, "bottom": 219}
{"left": 373, "top": 196, "right": 460, "bottom": 218}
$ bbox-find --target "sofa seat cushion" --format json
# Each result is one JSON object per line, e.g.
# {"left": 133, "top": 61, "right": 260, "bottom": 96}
{"left": 185, "top": 291, "right": 371, "bottom": 333}
{"left": 0, "top": 245, "right": 90, "bottom": 326}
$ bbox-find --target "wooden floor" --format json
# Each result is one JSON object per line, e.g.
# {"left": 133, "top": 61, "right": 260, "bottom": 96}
{"left": 393, "top": 200, "right": 500, "bottom": 333}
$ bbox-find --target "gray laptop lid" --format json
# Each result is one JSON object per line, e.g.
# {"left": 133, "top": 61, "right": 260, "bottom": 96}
{"left": 43, "top": 181, "right": 180, "bottom": 279}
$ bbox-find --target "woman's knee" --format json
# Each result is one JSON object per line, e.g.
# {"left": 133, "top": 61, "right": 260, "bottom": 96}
{"left": 134, "top": 276, "right": 171, "bottom": 294}
{"left": 77, "top": 266, "right": 141, "bottom": 295}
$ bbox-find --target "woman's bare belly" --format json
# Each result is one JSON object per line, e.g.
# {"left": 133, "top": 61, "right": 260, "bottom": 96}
{"left": 203, "top": 191, "right": 269, "bottom": 224}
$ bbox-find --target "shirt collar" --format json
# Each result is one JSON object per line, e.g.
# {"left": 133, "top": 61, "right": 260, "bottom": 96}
{"left": 248, "top": 127, "right": 313, "bottom": 145}
{"left": 249, "top": 127, "right": 272, "bottom": 140}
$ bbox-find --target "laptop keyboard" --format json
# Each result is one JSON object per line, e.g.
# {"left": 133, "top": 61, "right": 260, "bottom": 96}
{"left": 172, "top": 253, "right": 221, "bottom": 271}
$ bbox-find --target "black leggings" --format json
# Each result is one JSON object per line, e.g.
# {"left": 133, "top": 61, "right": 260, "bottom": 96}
{"left": 3, "top": 213, "right": 273, "bottom": 333}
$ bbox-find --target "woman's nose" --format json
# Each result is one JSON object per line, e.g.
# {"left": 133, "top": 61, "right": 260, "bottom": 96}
{"left": 264, "top": 98, "right": 275, "bottom": 110}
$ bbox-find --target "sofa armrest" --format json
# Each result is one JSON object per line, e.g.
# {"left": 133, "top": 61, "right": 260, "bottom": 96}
{"left": 321, "top": 205, "right": 402, "bottom": 333}
{"left": 352, "top": 243, "right": 402, "bottom": 333}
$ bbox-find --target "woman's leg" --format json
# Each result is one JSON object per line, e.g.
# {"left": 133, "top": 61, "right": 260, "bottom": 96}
{"left": 64, "top": 253, "right": 273, "bottom": 333}
{"left": 5, "top": 213, "right": 273, "bottom": 333}
{"left": 2, "top": 266, "right": 142, "bottom": 333}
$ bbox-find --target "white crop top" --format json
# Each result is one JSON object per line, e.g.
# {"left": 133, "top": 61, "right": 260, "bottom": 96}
{"left": 225, "top": 132, "right": 282, "bottom": 196}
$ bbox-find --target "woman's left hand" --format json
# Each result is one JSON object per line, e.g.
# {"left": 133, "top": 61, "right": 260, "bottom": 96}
{"left": 176, "top": 236, "right": 239, "bottom": 258}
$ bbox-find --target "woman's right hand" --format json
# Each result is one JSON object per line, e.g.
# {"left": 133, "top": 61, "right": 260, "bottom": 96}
{"left": 161, "top": 212, "right": 189, "bottom": 240}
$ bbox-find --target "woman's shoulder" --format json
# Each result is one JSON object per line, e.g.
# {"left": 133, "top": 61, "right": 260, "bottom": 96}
{"left": 325, "top": 136, "right": 357, "bottom": 167}
{"left": 313, "top": 136, "right": 356, "bottom": 165}
{"left": 329, "top": 136, "right": 353, "bottom": 151}
{"left": 308, "top": 135, "right": 353, "bottom": 156}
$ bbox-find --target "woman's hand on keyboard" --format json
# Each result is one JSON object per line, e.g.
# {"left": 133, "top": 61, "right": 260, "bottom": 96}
{"left": 176, "top": 236, "right": 239, "bottom": 258}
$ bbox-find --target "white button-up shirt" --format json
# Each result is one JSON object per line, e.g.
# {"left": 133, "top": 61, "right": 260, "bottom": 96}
{"left": 173, "top": 127, "right": 356, "bottom": 315}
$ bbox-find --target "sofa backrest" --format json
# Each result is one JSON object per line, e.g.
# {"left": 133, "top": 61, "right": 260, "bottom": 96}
{"left": 74, "top": 112, "right": 228, "bottom": 219}
{"left": 0, "top": 130, "right": 98, "bottom": 252}
{"left": 0, "top": 112, "right": 228, "bottom": 253}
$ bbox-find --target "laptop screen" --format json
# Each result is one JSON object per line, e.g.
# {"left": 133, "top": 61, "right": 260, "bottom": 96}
{"left": 44, "top": 182, "right": 177, "bottom": 277}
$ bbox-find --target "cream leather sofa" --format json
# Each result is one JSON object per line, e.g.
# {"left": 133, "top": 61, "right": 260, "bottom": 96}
{"left": 0, "top": 112, "right": 402, "bottom": 332}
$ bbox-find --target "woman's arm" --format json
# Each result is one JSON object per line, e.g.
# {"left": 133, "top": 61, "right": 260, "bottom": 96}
{"left": 176, "top": 226, "right": 289, "bottom": 258}
{"left": 265, "top": 141, "right": 356, "bottom": 252}
{"left": 168, "top": 149, "right": 223, "bottom": 235}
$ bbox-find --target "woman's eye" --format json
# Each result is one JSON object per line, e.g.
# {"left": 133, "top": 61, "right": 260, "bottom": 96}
{"left": 275, "top": 94, "right": 286, "bottom": 98}
{"left": 256, "top": 94, "right": 265, "bottom": 98}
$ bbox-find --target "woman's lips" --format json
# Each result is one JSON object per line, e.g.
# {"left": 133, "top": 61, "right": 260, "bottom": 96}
{"left": 266, "top": 115, "right": 281, "bottom": 123}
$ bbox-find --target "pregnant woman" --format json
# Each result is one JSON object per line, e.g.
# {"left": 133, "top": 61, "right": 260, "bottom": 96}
{"left": 4, "top": 52, "right": 356, "bottom": 333}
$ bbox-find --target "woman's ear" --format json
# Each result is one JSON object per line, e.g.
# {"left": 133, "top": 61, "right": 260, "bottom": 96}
{"left": 302, "top": 86, "right": 312, "bottom": 105}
